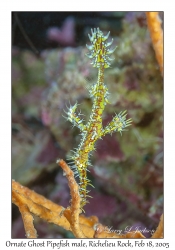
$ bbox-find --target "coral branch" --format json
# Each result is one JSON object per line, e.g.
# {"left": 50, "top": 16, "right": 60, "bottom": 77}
{"left": 57, "top": 159, "right": 86, "bottom": 238}
{"left": 12, "top": 180, "right": 64, "bottom": 213}
{"left": 12, "top": 190, "right": 37, "bottom": 238}
{"left": 93, "top": 223, "right": 106, "bottom": 238}
{"left": 146, "top": 12, "right": 163, "bottom": 75}
{"left": 151, "top": 214, "right": 163, "bottom": 238}
{"left": 12, "top": 180, "right": 97, "bottom": 237}
{"left": 12, "top": 180, "right": 163, "bottom": 239}
{"left": 12, "top": 189, "right": 71, "bottom": 232}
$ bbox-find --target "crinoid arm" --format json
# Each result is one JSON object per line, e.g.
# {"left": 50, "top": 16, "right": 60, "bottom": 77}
{"left": 65, "top": 103, "right": 86, "bottom": 132}
{"left": 86, "top": 27, "right": 117, "bottom": 68}
{"left": 65, "top": 27, "right": 131, "bottom": 211}
{"left": 102, "top": 111, "right": 132, "bottom": 136}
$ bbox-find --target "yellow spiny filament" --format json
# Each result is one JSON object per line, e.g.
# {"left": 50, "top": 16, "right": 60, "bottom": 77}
{"left": 65, "top": 27, "right": 132, "bottom": 210}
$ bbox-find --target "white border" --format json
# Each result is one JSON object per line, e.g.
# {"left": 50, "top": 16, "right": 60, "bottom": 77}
{"left": 1, "top": 0, "right": 175, "bottom": 249}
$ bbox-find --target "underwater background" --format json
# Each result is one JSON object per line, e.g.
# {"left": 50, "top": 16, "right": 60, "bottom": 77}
{"left": 12, "top": 11, "right": 163, "bottom": 238}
